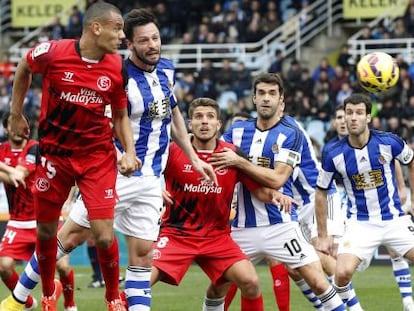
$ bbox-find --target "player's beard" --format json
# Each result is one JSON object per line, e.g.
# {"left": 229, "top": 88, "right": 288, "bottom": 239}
{"left": 132, "top": 46, "right": 160, "bottom": 67}
{"left": 195, "top": 131, "right": 217, "bottom": 144}
{"left": 11, "top": 136, "right": 24, "bottom": 147}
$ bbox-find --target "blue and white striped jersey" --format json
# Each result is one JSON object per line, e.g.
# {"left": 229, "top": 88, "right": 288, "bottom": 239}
{"left": 284, "top": 116, "right": 337, "bottom": 207}
{"left": 116, "top": 58, "right": 177, "bottom": 177}
{"left": 317, "top": 130, "right": 414, "bottom": 222}
{"left": 222, "top": 117, "right": 303, "bottom": 227}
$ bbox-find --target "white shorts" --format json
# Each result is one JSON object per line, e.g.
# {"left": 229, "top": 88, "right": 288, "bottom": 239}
{"left": 69, "top": 174, "right": 163, "bottom": 241}
{"left": 231, "top": 222, "right": 319, "bottom": 269}
{"left": 339, "top": 215, "right": 414, "bottom": 271}
{"left": 309, "top": 191, "right": 346, "bottom": 241}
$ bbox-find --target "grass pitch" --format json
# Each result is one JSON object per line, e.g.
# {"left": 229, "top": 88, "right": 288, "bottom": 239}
{"left": 0, "top": 264, "right": 407, "bottom": 310}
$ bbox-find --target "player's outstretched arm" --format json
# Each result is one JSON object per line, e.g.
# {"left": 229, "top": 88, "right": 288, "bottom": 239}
{"left": 315, "top": 187, "right": 332, "bottom": 255}
{"left": 113, "top": 108, "right": 139, "bottom": 176}
{"left": 395, "top": 160, "right": 407, "bottom": 205}
{"left": 407, "top": 159, "right": 414, "bottom": 215}
{"left": 209, "top": 147, "right": 292, "bottom": 190}
{"left": 10, "top": 57, "right": 32, "bottom": 139}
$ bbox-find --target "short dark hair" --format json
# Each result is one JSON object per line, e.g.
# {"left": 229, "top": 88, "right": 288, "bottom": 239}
{"left": 124, "top": 8, "right": 160, "bottom": 41}
{"left": 343, "top": 93, "right": 372, "bottom": 114}
{"left": 188, "top": 98, "right": 221, "bottom": 119}
{"left": 82, "top": 2, "right": 121, "bottom": 29}
{"left": 252, "top": 73, "right": 284, "bottom": 96}
{"left": 335, "top": 103, "right": 344, "bottom": 114}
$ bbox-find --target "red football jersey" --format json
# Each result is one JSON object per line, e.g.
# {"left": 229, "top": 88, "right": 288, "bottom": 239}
{"left": 162, "top": 140, "right": 260, "bottom": 237}
{"left": 0, "top": 140, "right": 38, "bottom": 221}
{"left": 26, "top": 40, "right": 127, "bottom": 156}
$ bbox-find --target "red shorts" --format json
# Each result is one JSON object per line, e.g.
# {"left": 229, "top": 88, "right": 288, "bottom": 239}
{"left": 0, "top": 226, "right": 36, "bottom": 261}
{"left": 152, "top": 233, "right": 248, "bottom": 286}
{"left": 33, "top": 150, "right": 117, "bottom": 222}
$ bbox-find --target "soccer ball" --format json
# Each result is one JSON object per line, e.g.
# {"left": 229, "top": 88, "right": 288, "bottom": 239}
{"left": 356, "top": 52, "right": 399, "bottom": 93}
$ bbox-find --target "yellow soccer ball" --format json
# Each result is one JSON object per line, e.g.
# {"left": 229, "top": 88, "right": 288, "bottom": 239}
{"left": 356, "top": 52, "right": 399, "bottom": 93}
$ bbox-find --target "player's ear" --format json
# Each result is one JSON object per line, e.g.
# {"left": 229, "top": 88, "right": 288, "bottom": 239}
{"left": 367, "top": 113, "right": 372, "bottom": 124}
{"left": 217, "top": 119, "right": 222, "bottom": 132}
{"left": 188, "top": 119, "right": 193, "bottom": 131}
{"left": 91, "top": 22, "right": 102, "bottom": 35}
{"left": 125, "top": 39, "right": 133, "bottom": 49}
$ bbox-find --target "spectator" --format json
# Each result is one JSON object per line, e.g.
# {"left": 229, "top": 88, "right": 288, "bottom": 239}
{"left": 403, "top": 2, "right": 414, "bottom": 36}
{"left": 195, "top": 76, "right": 217, "bottom": 99}
{"left": 262, "top": 10, "right": 280, "bottom": 34}
{"left": 198, "top": 58, "right": 216, "bottom": 84}
{"left": 337, "top": 44, "right": 352, "bottom": 71}
{"left": 215, "top": 59, "right": 236, "bottom": 93}
{"left": 297, "top": 67, "right": 314, "bottom": 99}
{"left": 195, "top": 23, "right": 210, "bottom": 43}
{"left": 68, "top": 5, "right": 83, "bottom": 29}
{"left": 66, "top": 14, "right": 83, "bottom": 39}
{"left": 209, "top": 2, "right": 226, "bottom": 36}
{"left": 312, "top": 69, "right": 331, "bottom": 98}
{"left": 331, "top": 66, "right": 350, "bottom": 97}
{"left": 311, "top": 57, "right": 336, "bottom": 81}
{"left": 285, "top": 59, "right": 302, "bottom": 92}
{"left": 310, "top": 90, "right": 333, "bottom": 123}
{"left": 268, "top": 49, "right": 284, "bottom": 74}
{"left": 178, "top": 32, "right": 196, "bottom": 66}
{"left": 402, "top": 95, "right": 414, "bottom": 131}
{"left": 0, "top": 52, "right": 14, "bottom": 81}
{"left": 371, "top": 116, "right": 385, "bottom": 131}
{"left": 47, "top": 17, "right": 66, "bottom": 40}
{"left": 0, "top": 85, "right": 9, "bottom": 115}
{"left": 153, "top": 2, "right": 174, "bottom": 43}
{"left": 233, "top": 61, "right": 252, "bottom": 98}
{"left": 387, "top": 116, "right": 410, "bottom": 141}
{"left": 224, "top": 10, "right": 242, "bottom": 43}
{"left": 336, "top": 82, "right": 353, "bottom": 106}
{"left": 359, "top": 25, "right": 374, "bottom": 40}
{"left": 245, "top": 12, "right": 265, "bottom": 44}
{"left": 392, "top": 18, "right": 409, "bottom": 39}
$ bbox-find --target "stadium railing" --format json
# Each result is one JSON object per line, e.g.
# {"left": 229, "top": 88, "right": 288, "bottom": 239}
{"left": 7, "top": 0, "right": 411, "bottom": 74}
{"left": 0, "top": 0, "right": 11, "bottom": 46}
{"left": 347, "top": 3, "right": 414, "bottom": 63}
{"left": 8, "top": 0, "right": 343, "bottom": 74}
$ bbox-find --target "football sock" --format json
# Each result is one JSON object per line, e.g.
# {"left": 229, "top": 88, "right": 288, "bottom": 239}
{"left": 36, "top": 236, "right": 58, "bottom": 297}
{"left": 391, "top": 257, "right": 413, "bottom": 302}
{"left": 318, "top": 285, "right": 346, "bottom": 311}
{"left": 13, "top": 239, "right": 68, "bottom": 303}
{"left": 2, "top": 269, "right": 19, "bottom": 290}
{"left": 96, "top": 235, "right": 120, "bottom": 301}
{"left": 294, "top": 279, "right": 323, "bottom": 309}
{"left": 241, "top": 294, "right": 264, "bottom": 311}
{"left": 269, "top": 263, "right": 290, "bottom": 311}
{"left": 125, "top": 266, "right": 152, "bottom": 311}
{"left": 345, "top": 282, "right": 363, "bottom": 310}
{"left": 88, "top": 245, "right": 103, "bottom": 282}
{"left": 202, "top": 296, "right": 225, "bottom": 311}
{"left": 13, "top": 254, "right": 40, "bottom": 303}
{"left": 224, "top": 283, "right": 238, "bottom": 310}
{"left": 60, "top": 268, "right": 76, "bottom": 308}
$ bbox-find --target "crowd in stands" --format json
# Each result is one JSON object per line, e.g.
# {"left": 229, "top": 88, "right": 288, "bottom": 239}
{"left": 1, "top": 0, "right": 414, "bottom": 152}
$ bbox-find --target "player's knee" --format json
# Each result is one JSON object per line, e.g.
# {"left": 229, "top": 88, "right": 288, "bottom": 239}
{"left": 56, "top": 261, "right": 70, "bottom": 275}
{"left": 307, "top": 274, "right": 331, "bottom": 295}
{"left": 94, "top": 234, "right": 114, "bottom": 248}
{"left": 37, "top": 223, "right": 58, "bottom": 240}
{"left": 237, "top": 274, "right": 261, "bottom": 298}
{"left": 0, "top": 259, "right": 13, "bottom": 277}
{"left": 334, "top": 269, "right": 353, "bottom": 287}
